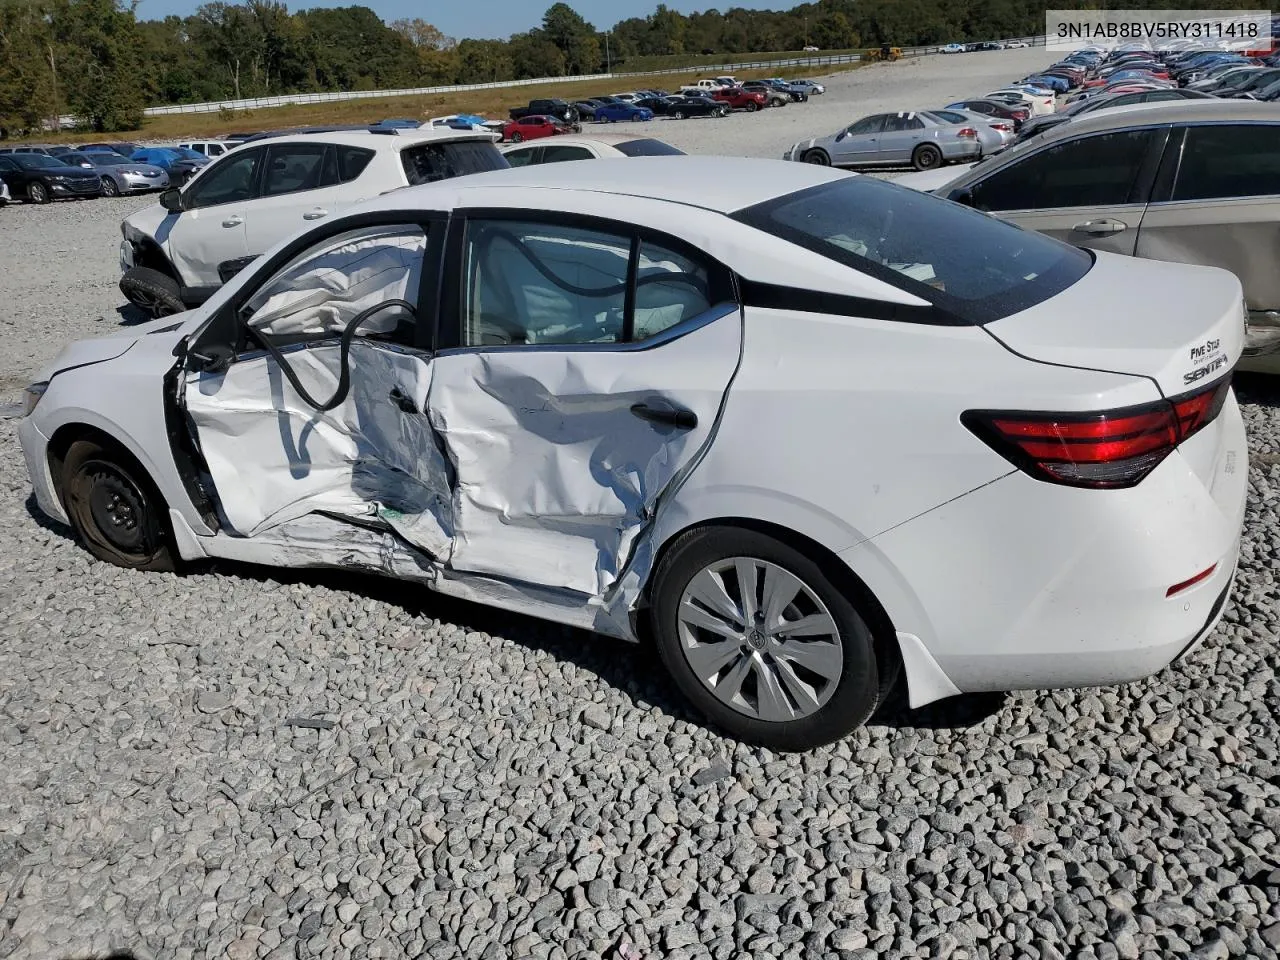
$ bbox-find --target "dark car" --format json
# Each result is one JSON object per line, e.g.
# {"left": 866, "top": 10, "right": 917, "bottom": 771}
{"left": 79, "top": 142, "right": 139, "bottom": 157}
{"left": 509, "top": 98, "right": 579, "bottom": 124}
{"left": 0, "top": 152, "right": 102, "bottom": 202}
{"left": 658, "top": 95, "right": 730, "bottom": 119}
{"left": 130, "top": 148, "right": 207, "bottom": 185}
{"left": 945, "top": 98, "right": 1031, "bottom": 130}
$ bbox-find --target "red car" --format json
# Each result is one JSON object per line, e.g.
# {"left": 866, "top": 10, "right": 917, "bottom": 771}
{"left": 711, "top": 87, "right": 768, "bottom": 112}
{"left": 502, "top": 115, "right": 579, "bottom": 143}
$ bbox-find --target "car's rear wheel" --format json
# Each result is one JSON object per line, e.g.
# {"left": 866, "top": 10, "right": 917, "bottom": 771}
{"left": 101, "top": 176, "right": 119, "bottom": 197}
{"left": 673, "top": 109, "right": 686, "bottom": 120}
{"left": 28, "top": 181, "right": 49, "bottom": 204}
{"left": 60, "top": 439, "right": 174, "bottom": 571}
{"left": 803, "top": 149, "right": 831, "bottom": 165}
{"left": 717, "top": 106, "right": 729, "bottom": 117}
{"left": 119, "top": 266, "right": 185, "bottom": 318}
{"left": 912, "top": 143, "right": 943, "bottom": 170}
{"left": 511, "top": 132, "right": 524, "bottom": 142}
{"left": 650, "top": 527, "right": 882, "bottom": 751}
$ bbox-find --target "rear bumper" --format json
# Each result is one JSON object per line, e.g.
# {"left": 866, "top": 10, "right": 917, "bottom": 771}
{"left": 841, "top": 394, "right": 1248, "bottom": 701}
{"left": 942, "top": 141, "right": 984, "bottom": 160}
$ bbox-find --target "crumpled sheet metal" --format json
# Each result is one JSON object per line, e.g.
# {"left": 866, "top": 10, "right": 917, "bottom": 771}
{"left": 423, "top": 313, "right": 741, "bottom": 599}
{"left": 187, "top": 341, "right": 453, "bottom": 559}
{"left": 186, "top": 305, "right": 742, "bottom": 640}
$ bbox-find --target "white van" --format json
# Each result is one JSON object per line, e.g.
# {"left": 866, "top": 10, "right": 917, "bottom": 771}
{"left": 178, "top": 140, "right": 237, "bottom": 158}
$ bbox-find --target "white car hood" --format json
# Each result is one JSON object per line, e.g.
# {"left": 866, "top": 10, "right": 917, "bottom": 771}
{"left": 893, "top": 163, "right": 974, "bottom": 193}
{"left": 38, "top": 313, "right": 192, "bottom": 382}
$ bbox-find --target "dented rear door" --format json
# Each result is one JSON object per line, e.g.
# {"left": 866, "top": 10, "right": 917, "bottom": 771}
{"left": 425, "top": 213, "right": 742, "bottom": 599}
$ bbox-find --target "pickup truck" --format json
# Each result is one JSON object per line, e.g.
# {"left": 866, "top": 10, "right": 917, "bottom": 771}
{"left": 509, "top": 99, "right": 579, "bottom": 124}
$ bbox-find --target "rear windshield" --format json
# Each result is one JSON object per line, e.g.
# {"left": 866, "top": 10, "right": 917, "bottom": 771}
{"left": 401, "top": 140, "right": 508, "bottom": 186}
{"left": 614, "top": 139, "right": 686, "bottom": 157}
{"left": 734, "top": 176, "right": 1091, "bottom": 324}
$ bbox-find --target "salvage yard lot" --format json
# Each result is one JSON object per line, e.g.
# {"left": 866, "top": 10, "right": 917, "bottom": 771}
{"left": 2, "top": 49, "right": 1280, "bottom": 960}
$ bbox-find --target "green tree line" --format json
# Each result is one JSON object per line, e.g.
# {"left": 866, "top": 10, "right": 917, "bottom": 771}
{"left": 0, "top": 0, "right": 1211, "bottom": 134}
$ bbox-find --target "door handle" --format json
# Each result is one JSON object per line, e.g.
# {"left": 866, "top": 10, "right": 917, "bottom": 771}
{"left": 1072, "top": 218, "right": 1127, "bottom": 235}
{"left": 303, "top": 209, "right": 328, "bottom": 220}
{"left": 222, "top": 216, "right": 243, "bottom": 227}
{"left": 389, "top": 386, "right": 418, "bottom": 414}
{"left": 631, "top": 402, "right": 697, "bottom": 430}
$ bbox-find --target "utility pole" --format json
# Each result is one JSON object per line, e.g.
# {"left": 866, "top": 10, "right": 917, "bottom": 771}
{"left": 605, "top": 31, "right": 611, "bottom": 74}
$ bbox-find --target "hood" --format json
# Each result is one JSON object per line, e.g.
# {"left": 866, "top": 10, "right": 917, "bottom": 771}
{"left": 39, "top": 314, "right": 194, "bottom": 382}
{"left": 40, "top": 164, "right": 100, "bottom": 177}
{"left": 893, "top": 163, "right": 974, "bottom": 192}
{"left": 984, "top": 251, "right": 1245, "bottom": 399}
{"left": 122, "top": 201, "right": 171, "bottom": 243}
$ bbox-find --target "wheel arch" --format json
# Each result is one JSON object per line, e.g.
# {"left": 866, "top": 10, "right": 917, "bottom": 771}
{"left": 642, "top": 516, "right": 902, "bottom": 681}
{"left": 132, "top": 235, "right": 181, "bottom": 282}
{"left": 45, "top": 421, "right": 175, "bottom": 526}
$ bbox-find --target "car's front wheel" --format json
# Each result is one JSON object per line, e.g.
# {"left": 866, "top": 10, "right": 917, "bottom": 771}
{"left": 673, "top": 109, "right": 686, "bottom": 120}
{"left": 745, "top": 101, "right": 759, "bottom": 112}
{"left": 119, "top": 266, "right": 185, "bottom": 318}
{"left": 60, "top": 438, "right": 174, "bottom": 571}
{"left": 101, "top": 176, "right": 119, "bottom": 197}
{"left": 510, "top": 132, "right": 524, "bottom": 142}
{"left": 912, "top": 143, "right": 943, "bottom": 170}
{"left": 803, "top": 149, "right": 831, "bottom": 165}
{"left": 650, "top": 527, "right": 883, "bottom": 750}
{"left": 28, "top": 181, "right": 49, "bottom": 204}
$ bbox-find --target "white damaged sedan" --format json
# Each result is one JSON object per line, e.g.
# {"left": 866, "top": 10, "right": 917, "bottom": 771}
{"left": 19, "top": 157, "right": 1248, "bottom": 749}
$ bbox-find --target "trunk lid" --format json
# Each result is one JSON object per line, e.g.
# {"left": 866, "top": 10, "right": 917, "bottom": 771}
{"left": 984, "top": 251, "right": 1245, "bottom": 400}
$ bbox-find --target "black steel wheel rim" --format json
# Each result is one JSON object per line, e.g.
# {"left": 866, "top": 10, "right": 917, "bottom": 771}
{"left": 82, "top": 460, "right": 152, "bottom": 553}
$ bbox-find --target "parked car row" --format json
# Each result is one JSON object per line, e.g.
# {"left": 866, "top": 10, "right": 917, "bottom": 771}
{"left": 499, "top": 77, "right": 826, "bottom": 142}
{"left": 0, "top": 140, "right": 222, "bottom": 203}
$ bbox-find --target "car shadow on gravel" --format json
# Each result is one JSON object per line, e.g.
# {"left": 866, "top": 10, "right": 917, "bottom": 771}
{"left": 115, "top": 303, "right": 152, "bottom": 325}
{"left": 1235, "top": 372, "right": 1280, "bottom": 408}
{"left": 24, "top": 493, "right": 1012, "bottom": 739}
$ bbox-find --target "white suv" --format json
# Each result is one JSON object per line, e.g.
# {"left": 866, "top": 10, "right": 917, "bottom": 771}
{"left": 177, "top": 139, "right": 237, "bottom": 159}
{"left": 119, "top": 128, "right": 505, "bottom": 316}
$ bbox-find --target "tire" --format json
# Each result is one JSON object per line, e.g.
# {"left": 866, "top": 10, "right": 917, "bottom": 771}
{"left": 28, "top": 181, "right": 49, "bottom": 204}
{"left": 717, "top": 106, "right": 729, "bottom": 117}
{"left": 101, "top": 176, "right": 119, "bottom": 198}
{"left": 673, "top": 110, "right": 686, "bottom": 120}
{"left": 650, "top": 527, "right": 882, "bottom": 751}
{"left": 803, "top": 149, "right": 831, "bottom": 165}
{"left": 119, "top": 266, "right": 185, "bottom": 318}
{"left": 912, "top": 143, "right": 943, "bottom": 171}
{"left": 59, "top": 438, "right": 174, "bottom": 572}
{"left": 511, "top": 132, "right": 524, "bottom": 143}
{"left": 745, "top": 101, "right": 759, "bottom": 112}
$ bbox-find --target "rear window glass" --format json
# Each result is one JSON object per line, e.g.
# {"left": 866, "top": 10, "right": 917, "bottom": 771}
{"left": 613, "top": 139, "right": 686, "bottom": 157}
{"left": 401, "top": 140, "right": 508, "bottom": 186}
{"left": 734, "top": 176, "right": 1092, "bottom": 325}
{"left": 1173, "top": 123, "right": 1280, "bottom": 201}
{"left": 337, "top": 145, "right": 374, "bottom": 182}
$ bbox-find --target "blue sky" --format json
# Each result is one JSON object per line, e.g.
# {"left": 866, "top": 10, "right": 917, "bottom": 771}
{"left": 133, "top": 0, "right": 786, "bottom": 37}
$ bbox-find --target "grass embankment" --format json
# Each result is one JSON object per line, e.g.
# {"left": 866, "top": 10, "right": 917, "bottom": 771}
{"left": 20, "top": 61, "right": 865, "bottom": 143}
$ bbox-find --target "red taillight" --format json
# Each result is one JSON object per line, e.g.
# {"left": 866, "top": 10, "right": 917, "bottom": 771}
{"left": 1015, "top": 109, "right": 1029, "bottom": 119}
{"left": 990, "top": 122, "right": 1012, "bottom": 131}
{"left": 1166, "top": 563, "right": 1217, "bottom": 598}
{"left": 957, "top": 127, "right": 978, "bottom": 138}
{"left": 962, "top": 374, "right": 1233, "bottom": 489}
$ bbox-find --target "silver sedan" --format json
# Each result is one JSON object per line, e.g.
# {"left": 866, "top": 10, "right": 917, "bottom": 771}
{"left": 784, "top": 111, "right": 984, "bottom": 171}
{"left": 82, "top": 153, "right": 170, "bottom": 196}
{"left": 924, "top": 108, "right": 1015, "bottom": 155}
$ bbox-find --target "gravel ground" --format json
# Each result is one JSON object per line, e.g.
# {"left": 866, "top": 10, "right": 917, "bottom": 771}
{"left": 3, "top": 48, "right": 1280, "bottom": 960}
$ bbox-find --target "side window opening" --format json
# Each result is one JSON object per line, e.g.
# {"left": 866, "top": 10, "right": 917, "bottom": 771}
{"left": 261, "top": 144, "right": 331, "bottom": 198}
{"left": 969, "top": 129, "right": 1155, "bottom": 211}
{"left": 337, "top": 145, "right": 375, "bottom": 182}
{"left": 460, "top": 220, "right": 720, "bottom": 348}
{"left": 185, "top": 149, "right": 262, "bottom": 209}
{"left": 243, "top": 225, "right": 428, "bottom": 346}
{"left": 1172, "top": 124, "right": 1280, "bottom": 202}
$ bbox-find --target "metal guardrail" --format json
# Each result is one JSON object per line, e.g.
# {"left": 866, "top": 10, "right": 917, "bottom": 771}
{"left": 142, "top": 34, "right": 1047, "bottom": 117}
